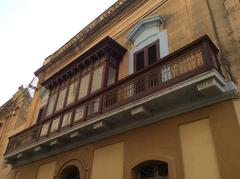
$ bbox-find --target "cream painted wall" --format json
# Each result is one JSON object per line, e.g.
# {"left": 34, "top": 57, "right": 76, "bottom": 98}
{"left": 36, "top": 162, "right": 56, "bottom": 179}
{"left": 91, "top": 143, "right": 124, "bottom": 179}
{"left": 179, "top": 119, "right": 221, "bottom": 179}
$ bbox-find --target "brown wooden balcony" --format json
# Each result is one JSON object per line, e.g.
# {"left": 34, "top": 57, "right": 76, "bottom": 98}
{"left": 4, "top": 35, "right": 238, "bottom": 166}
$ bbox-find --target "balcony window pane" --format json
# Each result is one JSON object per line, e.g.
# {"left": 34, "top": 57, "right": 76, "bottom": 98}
{"left": 46, "top": 93, "right": 57, "bottom": 117}
{"left": 36, "top": 106, "right": 45, "bottom": 123}
{"left": 40, "top": 123, "right": 50, "bottom": 137}
{"left": 91, "top": 66, "right": 104, "bottom": 93}
{"left": 135, "top": 51, "right": 144, "bottom": 72}
{"left": 55, "top": 88, "right": 67, "bottom": 111}
{"left": 74, "top": 105, "right": 85, "bottom": 122}
{"left": 78, "top": 74, "right": 90, "bottom": 99}
{"left": 50, "top": 117, "right": 60, "bottom": 132}
{"left": 66, "top": 81, "right": 78, "bottom": 105}
{"left": 148, "top": 44, "right": 157, "bottom": 65}
{"left": 88, "top": 98, "right": 100, "bottom": 116}
{"left": 62, "top": 112, "right": 72, "bottom": 127}
{"left": 107, "top": 66, "right": 116, "bottom": 86}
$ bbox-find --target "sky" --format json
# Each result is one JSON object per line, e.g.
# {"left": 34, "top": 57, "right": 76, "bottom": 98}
{"left": 0, "top": 0, "right": 117, "bottom": 106}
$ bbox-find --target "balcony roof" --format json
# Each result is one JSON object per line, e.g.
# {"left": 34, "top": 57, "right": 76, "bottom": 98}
{"left": 41, "top": 36, "right": 126, "bottom": 88}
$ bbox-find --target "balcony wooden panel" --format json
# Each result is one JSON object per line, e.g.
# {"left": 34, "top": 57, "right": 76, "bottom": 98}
{"left": 5, "top": 35, "right": 231, "bottom": 163}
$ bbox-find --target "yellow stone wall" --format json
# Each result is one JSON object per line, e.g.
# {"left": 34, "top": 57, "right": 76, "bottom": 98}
{"left": 9, "top": 100, "right": 240, "bottom": 179}
{"left": 6, "top": 0, "right": 240, "bottom": 179}
{"left": 180, "top": 119, "right": 220, "bottom": 179}
{"left": 0, "top": 88, "right": 31, "bottom": 179}
{"left": 36, "top": 162, "right": 56, "bottom": 179}
{"left": 91, "top": 143, "right": 124, "bottom": 179}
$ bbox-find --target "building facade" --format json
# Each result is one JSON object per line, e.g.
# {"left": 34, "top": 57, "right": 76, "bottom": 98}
{"left": 0, "top": 86, "right": 31, "bottom": 179}
{"left": 3, "top": 0, "right": 240, "bottom": 179}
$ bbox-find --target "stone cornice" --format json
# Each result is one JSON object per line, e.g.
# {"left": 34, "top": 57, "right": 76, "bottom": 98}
{"left": 35, "top": 0, "right": 142, "bottom": 76}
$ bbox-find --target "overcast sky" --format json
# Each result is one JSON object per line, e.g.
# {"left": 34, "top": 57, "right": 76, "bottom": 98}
{"left": 0, "top": 0, "right": 117, "bottom": 105}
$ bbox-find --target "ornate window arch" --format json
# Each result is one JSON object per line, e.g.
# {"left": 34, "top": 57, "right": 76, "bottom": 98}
{"left": 132, "top": 160, "right": 169, "bottom": 179}
{"left": 58, "top": 165, "right": 80, "bottom": 179}
{"left": 55, "top": 159, "right": 88, "bottom": 179}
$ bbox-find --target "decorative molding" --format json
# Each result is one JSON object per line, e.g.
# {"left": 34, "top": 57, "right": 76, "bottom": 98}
{"left": 128, "top": 15, "right": 165, "bottom": 43}
{"left": 35, "top": 0, "right": 143, "bottom": 76}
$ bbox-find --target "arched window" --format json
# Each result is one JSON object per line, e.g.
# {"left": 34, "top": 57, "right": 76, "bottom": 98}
{"left": 58, "top": 165, "right": 80, "bottom": 179}
{"left": 127, "top": 16, "right": 169, "bottom": 75}
{"left": 133, "top": 160, "right": 169, "bottom": 179}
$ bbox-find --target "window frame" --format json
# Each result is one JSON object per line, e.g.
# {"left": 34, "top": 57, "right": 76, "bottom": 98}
{"left": 44, "top": 89, "right": 58, "bottom": 118}
{"left": 65, "top": 76, "right": 80, "bottom": 107}
{"left": 48, "top": 116, "right": 62, "bottom": 134}
{"left": 41, "top": 53, "right": 118, "bottom": 129}
{"left": 54, "top": 84, "right": 68, "bottom": 113}
{"left": 36, "top": 106, "right": 46, "bottom": 123}
{"left": 72, "top": 104, "right": 86, "bottom": 125}
{"left": 90, "top": 65, "right": 105, "bottom": 93}
{"left": 134, "top": 40, "right": 160, "bottom": 73}
{"left": 106, "top": 57, "right": 119, "bottom": 86}
{"left": 60, "top": 110, "right": 73, "bottom": 130}
{"left": 78, "top": 71, "right": 92, "bottom": 101}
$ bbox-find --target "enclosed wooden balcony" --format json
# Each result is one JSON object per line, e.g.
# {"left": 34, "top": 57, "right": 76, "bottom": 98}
{"left": 4, "top": 35, "right": 237, "bottom": 166}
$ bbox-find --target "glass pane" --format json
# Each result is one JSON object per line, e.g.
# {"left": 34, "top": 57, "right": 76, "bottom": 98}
{"left": 74, "top": 105, "right": 85, "bottom": 122}
{"left": 50, "top": 117, "right": 60, "bottom": 132}
{"left": 78, "top": 74, "right": 90, "bottom": 99}
{"left": 148, "top": 44, "right": 157, "bottom": 65}
{"left": 46, "top": 93, "right": 57, "bottom": 116}
{"left": 66, "top": 81, "right": 78, "bottom": 105}
{"left": 40, "top": 123, "right": 50, "bottom": 136}
{"left": 107, "top": 66, "right": 116, "bottom": 86}
{"left": 36, "top": 106, "right": 45, "bottom": 123}
{"left": 62, "top": 112, "right": 72, "bottom": 127}
{"left": 135, "top": 51, "right": 145, "bottom": 72}
{"left": 88, "top": 98, "right": 100, "bottom": 116}
{"left": 55, "top": 88, "right": 67, "bottom": 111}
{"left": 91, "top": 66, "right": 104, "bottom": 93}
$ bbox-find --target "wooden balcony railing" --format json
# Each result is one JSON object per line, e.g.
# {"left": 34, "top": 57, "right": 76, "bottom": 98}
{"left": 5, "top": 35, "right": 220, "bottom": 155}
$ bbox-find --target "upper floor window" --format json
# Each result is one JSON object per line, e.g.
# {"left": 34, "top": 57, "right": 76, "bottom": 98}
{"left": 78, "top": 73, "right": 91, "bottom": 100}
{"left": 134, "top": 41, "right": 160, "bottom": 72}
{"left": 91, "top": 65, "right": 104, "bottom": 93}
{"left": 40, "top": 37, "right": 126, "bottom": 123}
{"left": 66, "top": 80, "right": 78, "bottom": 106}
{"left": 36, "top": 106, "right": 46, "bottom": 123}
{"left": 107, "top": 57, "right": 118, "bottom": 86}
{"left": 128, "top": 16, "right": 169, "bottom": 74}
{"left": 55, "top": 87, "right": 68, "bottom": 112}
{"left": 45, "top": 92, "right": 57, "bottom": 117}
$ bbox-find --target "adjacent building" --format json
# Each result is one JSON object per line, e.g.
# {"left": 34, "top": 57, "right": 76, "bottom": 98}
{"left": 0, "top": 86, "right": 31, "bottom": 179}
{"left": 3, "top": 0, "right": 240, "bottom": 179}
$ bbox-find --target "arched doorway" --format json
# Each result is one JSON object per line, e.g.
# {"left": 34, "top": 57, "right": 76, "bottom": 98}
{"left": 58, "top": 165, "right": 80, "bottom": 179}
{"left": 133, "top": 160, "right": 169, "bottom": 179}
